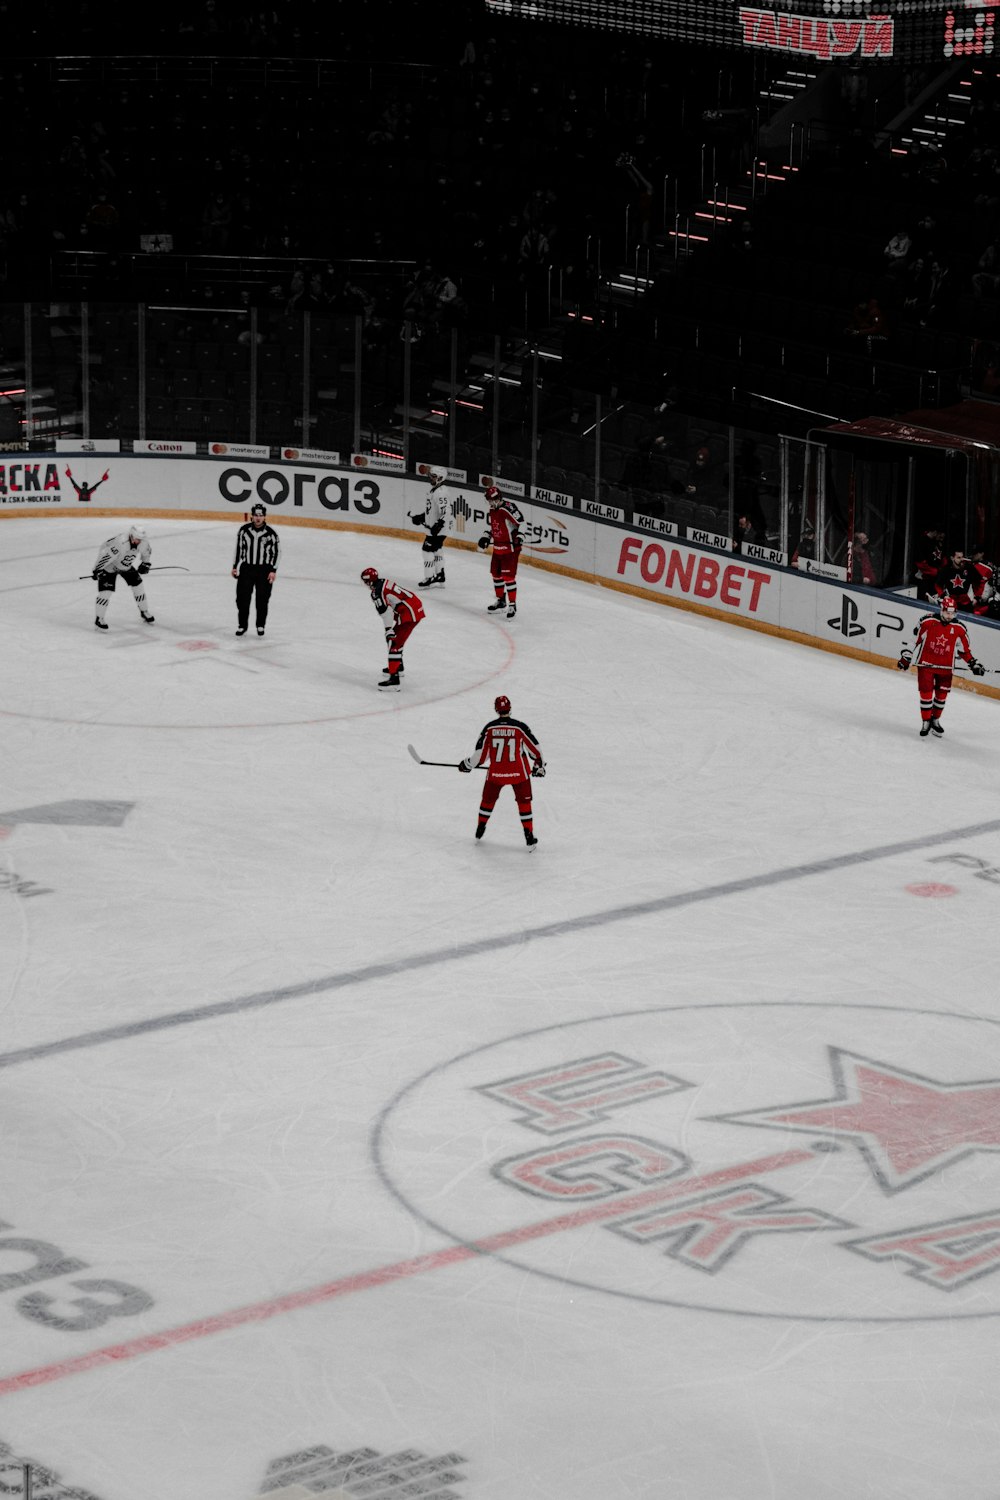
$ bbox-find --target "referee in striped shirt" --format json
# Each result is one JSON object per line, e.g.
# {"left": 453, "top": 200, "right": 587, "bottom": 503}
{"left": 232, "top": 503, "right": 280, "bottom": 636}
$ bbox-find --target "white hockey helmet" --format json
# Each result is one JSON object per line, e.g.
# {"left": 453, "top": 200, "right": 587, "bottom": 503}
{"left": 128, "top": 524, "right": 146, "bottom": 543}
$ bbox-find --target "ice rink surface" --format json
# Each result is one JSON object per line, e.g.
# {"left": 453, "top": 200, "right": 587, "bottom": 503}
{"left": 2, "top": 514, "right": 1000, "bottom": 1500}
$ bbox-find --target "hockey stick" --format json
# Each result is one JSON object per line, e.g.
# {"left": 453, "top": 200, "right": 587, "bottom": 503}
{"left": 899, "top": 658, "right": 999, "bottom": 673}
{"left": 77, "top": 566, "right": 190, "bottom": 578}
{"left": 407, "top": 743, "right": 465, "bottom": 768}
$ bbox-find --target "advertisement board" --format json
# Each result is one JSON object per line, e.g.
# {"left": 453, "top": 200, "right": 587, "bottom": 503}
{"left": 6, "top": 450, "right": 1000, "bottom": 679}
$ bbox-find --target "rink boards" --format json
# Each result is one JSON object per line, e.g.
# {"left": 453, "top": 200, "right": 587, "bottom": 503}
{"left": 5, "top": 449, "right": 1000, "bottom": 693}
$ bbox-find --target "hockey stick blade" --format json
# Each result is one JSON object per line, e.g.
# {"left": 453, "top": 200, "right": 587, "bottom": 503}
{"left": 407, "top": 743, "right": 463, "bottom": 768}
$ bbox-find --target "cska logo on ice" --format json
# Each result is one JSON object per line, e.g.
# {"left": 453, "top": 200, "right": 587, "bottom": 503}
{"left": 382, "top": 1004, "right": 1000, "bottom": 1320}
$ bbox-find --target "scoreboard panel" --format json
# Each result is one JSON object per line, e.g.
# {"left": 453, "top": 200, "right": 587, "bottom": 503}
{"left": 483, "top": 0, "right": 995, "bottom": 62}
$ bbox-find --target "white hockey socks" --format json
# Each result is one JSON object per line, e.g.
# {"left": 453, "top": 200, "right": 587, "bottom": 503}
{"left": 423, "top": 550, "right": 440, "bottom": 581}
{"left": 95, "top": 594, "right": 110, "bottom": 625}
{"left": 130, "top": 581, "right": 148, "bottom": 613}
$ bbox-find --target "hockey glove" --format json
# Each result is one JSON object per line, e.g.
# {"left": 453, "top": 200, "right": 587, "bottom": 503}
{"left": 91, "top": 568, "right": 101, "bottom": 580}
{"left": 971, "top": 659, "right": 986, "bottom": 676}
{"left": 428, "top": 520, "right": 444, "bottom": 538}
{"left": 532, "top": 762, "right": 547, "bottom": 778}
{"left": 477, "top": 536, "right": 490, "bottom": 551}
{"left": 896, "top": 653, "right": 912, "bottom": 671}
{"left": 410, "top": 514, "right": 424, "bottom": 526}
{"left": 458, "top": 762, "right": 471, "bottom": 773}
{"left": 138, "top": 563, "right": 150, "bottom": 575}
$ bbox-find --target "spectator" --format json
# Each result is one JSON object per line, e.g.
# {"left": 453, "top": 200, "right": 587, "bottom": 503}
{"left": 682, "top": 444, "right": 724, "bottom": 502}
{"left": 734, "top": 513, "right": 763, "bottom": 553}
{"left": 980, "top": 357, "right": 1000, "bottom": 397}
{"left": 792, "top": 522, "right": 816, "bottom": 565}
{"left": 883, "top": 227, "right": 912, "bottom": 273}
{"left": 201, "top": 191, "right": 232, "bottom": 253}
{"left": 433, "top": 271, "right": 462, "bottom": 327}
{"left": 915, "top": 257, "right": 954, "bottom": 327}
{"left": 844, "top": 295, "right": 888, "bottom": 350}
{"left": 851, "top": 531, "right": 878, "bottom": 585}
{"left": 623, "top": 431, "right": 670, "bottom": 494}
{"left": 911, "top": 212, "right": 939, "bottom": 263}
{"left": 972, "top": 236, "right": 1000, "bottom": 297}
{"left": 732, "top": 436, "right": 769, "bottom": 540}
{"left": 914, "top": 526, "right": 946, "bottom": 600}
{"left": 83, "top": 190, "right": 120, "bottom": 250}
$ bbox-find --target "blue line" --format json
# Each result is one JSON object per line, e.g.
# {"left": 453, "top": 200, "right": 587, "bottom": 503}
{"left": 1, "top": 818, "right": 997, "bottom": 1070}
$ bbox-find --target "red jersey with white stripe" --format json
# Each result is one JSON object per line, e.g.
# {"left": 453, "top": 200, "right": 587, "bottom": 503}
{"left": 480, "top": 499, "right": 524, "bottom": 555}
{"left": 473, "top": 715, "right": 543, "bottom": 783}
{"left": 371, "top": 578, "right": 425, "bottom": 625}
{"left": 914, "top": 613, "right": 974, "bottom": 671}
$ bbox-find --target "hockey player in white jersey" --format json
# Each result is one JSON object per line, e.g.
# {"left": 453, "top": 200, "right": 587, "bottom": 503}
{"left": 410, "top": 469, "right": 452, "bottom": 587}
{"left": 92, "top": 524, "right": 154, "bottom": 630}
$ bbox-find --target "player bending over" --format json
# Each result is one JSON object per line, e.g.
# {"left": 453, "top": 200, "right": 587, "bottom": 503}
{"left": 92, "top": 524, "right": 153, "bottom": 631}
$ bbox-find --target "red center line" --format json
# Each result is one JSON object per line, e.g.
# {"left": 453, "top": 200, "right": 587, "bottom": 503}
{"left": 0, "top": 1148, "right": 814, "bottom": 1398}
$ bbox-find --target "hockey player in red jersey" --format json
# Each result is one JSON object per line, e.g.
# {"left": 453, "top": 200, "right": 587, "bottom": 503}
{"left": 360, "top": 568, "right": 425, "bottom": 691}
{"left": 897, "top": 594, "right": 985, "bottom": 736}
{"left": 458, "top": 694, "right": 545, "bottom": 847}
{"left": 934, "top": 548, "right": 993, "bottom": 615}
{"left": 477, "top": 485, "right": 524, "bottom": 619}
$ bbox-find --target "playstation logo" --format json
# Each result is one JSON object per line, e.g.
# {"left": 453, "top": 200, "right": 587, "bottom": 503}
{"left": 828, "top": 596, "right": 866, "bottom": 638}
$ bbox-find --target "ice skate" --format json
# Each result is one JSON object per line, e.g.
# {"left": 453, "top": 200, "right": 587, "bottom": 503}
{"left": 929, "top": 718, "right": 944, "bottom": 736}
{"left": 419, "top": 572, "right": 445, "bottom": 588}
{"left": 506, "top": 602, "right": 517, "bottom": 619}
{"left": 488, "top": 595, "right": 507, "bottom": 612}
{"left": 235, "top": 626, "right": 247, "bottom": 636}
{"left": 920, "top": 721, "right": 932, "bottom": 736}
{"left": 141, "top": 611, "right": 155, "bottom": 624}
{"left": 256, "top": 626, "right": 265, "bottom": 636}
{"left": 378, "top": 672, "right": 401, "bottom": 692}
{"left": 525, "top": 833, "right": 538, "bottom": 849}
{"left": 94, "top": 617, "right": 108, "bottom": 631}
{"left": 475, "top": 824, "right": 486, "bottom": 840}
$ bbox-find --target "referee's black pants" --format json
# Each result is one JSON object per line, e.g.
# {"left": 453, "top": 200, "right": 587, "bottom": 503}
{"left": 236, "top": 565, "right": 274, "bottom": 629}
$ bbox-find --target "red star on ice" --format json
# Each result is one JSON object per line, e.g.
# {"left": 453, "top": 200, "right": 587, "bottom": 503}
{"left": 711, "top": 1049, "right": 1000, "bottom": 1193}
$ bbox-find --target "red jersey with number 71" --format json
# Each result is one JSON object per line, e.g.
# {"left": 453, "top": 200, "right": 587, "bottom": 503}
{"left": 473, "top": 715, "right": 544, "bottom": 783}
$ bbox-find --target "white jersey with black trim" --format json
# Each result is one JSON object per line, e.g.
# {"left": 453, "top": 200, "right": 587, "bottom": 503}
{"left": 94, "top": 530, "right": 152, "bottom": 575}
{"left": 415, "top": 479, "right": 453, "bottom": 535}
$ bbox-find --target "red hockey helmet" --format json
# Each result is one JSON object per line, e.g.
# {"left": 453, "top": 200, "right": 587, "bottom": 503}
{"left": 494, "top": 694, "right": 511, "bottom": 716}
{"left": 360, "top": 567, "right": 379, "bottom": 587}
{"left": 940, "top": 594, "right": 957, "bottom": 617}
{"left": 485, "top": 484, "right": 501, "bottom": 504}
